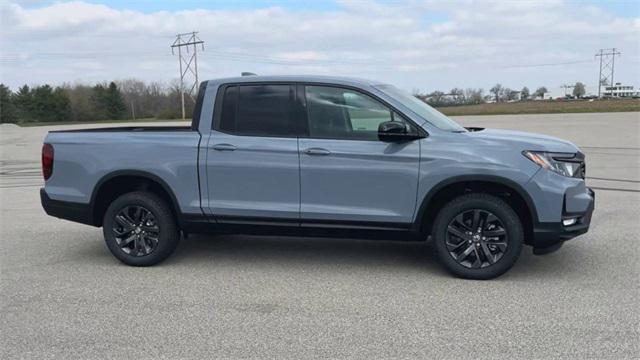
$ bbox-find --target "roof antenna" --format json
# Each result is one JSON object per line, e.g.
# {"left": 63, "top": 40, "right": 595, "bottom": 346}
{"left": 241, "top": 72, "right": 257, "bottom": 76}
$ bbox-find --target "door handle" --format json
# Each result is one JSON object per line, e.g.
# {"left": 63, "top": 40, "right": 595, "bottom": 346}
{"left": 304, "top": 147, "right": 331, "bottom": 156}
{"left": 212, "top": 143, "right": 237, "bottom": 151}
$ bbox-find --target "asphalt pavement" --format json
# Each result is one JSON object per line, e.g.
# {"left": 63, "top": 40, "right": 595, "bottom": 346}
{"left": 1, "top": 112, "right": 639, "bottom": 359}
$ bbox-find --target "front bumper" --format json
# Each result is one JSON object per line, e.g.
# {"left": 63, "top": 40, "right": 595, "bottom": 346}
{"left": 532, "top": 187, "right": 595, "bottom": 251}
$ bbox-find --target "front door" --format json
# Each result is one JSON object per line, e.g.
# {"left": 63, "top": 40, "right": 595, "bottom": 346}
{"left": 298, "top": 85, "right": 421, "bottom": 225}
{"left": 205, "top": 83, "right": 303, "bottom": 220}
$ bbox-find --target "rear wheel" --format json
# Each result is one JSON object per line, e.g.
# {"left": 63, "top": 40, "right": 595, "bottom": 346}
{"left": 103, "top": 192, "right": 180, "bottom": 266}
{"left": 432, "top": 193, "right": 523, "bottom": 279}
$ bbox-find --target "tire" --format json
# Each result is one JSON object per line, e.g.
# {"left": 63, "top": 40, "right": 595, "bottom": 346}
{"left": 432, "top": 193, "right": 523, "bottom": 280}
{"left": 103, "top": 191, "right": 180, "bottom": 266}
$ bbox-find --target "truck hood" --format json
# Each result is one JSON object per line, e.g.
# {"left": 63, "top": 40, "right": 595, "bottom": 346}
{"left": 465, "top": 128, "right": 579, "bottom": 153}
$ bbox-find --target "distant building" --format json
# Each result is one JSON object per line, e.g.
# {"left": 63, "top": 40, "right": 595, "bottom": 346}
{"left": 602, "top": 83, "right": 638, "bottom": 98}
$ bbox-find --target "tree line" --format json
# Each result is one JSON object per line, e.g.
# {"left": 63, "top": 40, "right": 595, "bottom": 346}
{"left": 1, "top": 79, "right": 592, "bottom": 123}
{"left": 0, "top": 79, "right": 192, "bottom": 124}
{"left": 416, "top": 81, "right": 587, "bottom": 107}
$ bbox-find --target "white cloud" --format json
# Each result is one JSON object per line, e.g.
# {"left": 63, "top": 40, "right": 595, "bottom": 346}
{"left": 0, "top": 0, "right": 638, "bottom": 97}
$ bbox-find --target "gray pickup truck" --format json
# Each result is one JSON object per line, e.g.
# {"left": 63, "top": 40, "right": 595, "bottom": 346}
{"left": 41, "top": 75, "right": 594, "bottom": 279}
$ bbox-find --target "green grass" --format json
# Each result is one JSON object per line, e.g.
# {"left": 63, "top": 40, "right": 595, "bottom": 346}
{"left": 437, "top": 98, "right": 640, "bottom": 116}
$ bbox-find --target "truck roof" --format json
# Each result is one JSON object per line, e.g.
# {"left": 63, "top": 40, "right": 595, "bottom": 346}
{"left": 205, "top": 75, "right": 385, "bottom": 87}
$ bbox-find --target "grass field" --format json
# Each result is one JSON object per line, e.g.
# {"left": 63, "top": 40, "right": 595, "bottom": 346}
{"left": 437, "top": 98, "right": 640, "bottom": 116}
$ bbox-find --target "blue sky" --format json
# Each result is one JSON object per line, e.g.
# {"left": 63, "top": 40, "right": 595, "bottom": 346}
{"left": 575, "top": 0, "right": 640, "bottom": 17}
{"left": 25, "top": 0, "right": 639, "bottom": 18}
{"left": 3, "top": 0, "right": 640, "bottom": 95}
{"left": 28, "top": 0, "right": 342, "bottom": 12}
{"left": 19, "top": 1, "right": 452, "bottom": 28}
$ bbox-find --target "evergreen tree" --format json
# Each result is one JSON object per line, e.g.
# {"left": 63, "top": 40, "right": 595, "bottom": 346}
{"left": 28, "top": 85, "right": 72, "bottom": 122}
{"left": 5, "top": 79, "right": 199, "bottom": 123}
{"left": 30, "top": 85, "right": 54, "bottom": 121}
{"left": 52, "top": 87, "right": 72, "bottom": 121}
{"left": 105, "top": 81, "right": 126, "bottom": 119}
{"left": 0, "top": 84, "right": 17, "bottom": 123}
{"left": 90, "top": 84, "right": 108, "bottom": 120}
{"left": 90, "top": 82, "right": 126, "bottom": 120}
{"left": 13, "top": 85, "right": 33, "bottom": 121}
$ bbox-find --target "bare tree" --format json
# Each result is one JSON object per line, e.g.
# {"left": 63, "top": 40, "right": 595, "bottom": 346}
{"left": 520, "top": 87, "right": 530, "bottom": 100}
{"left": 450, "top": 88, "right": 465, "bottom": 105}
{"left": 490, "top": 83, "right": 503, "bottom": 102}
{"left": 464, "top": 88, "right": 485, "bottom": 104}
{"left": 61, "top": 83, "right": 94, "bottom": 122}
{"left": 426, "top": 90, "right": 446, "bottom": 107}
{"left": 504, "top": 88, "right": 519, "bottom": 101}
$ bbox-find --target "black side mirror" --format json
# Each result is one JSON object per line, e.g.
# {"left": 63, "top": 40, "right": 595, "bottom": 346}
{"left": 378, "top": 121, "right": 412, "bottom": 142}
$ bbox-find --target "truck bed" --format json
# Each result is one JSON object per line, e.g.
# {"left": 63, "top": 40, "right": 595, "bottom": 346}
{"left": 42, "top": 126, "right": 202, "bottom": 216}
{"left": 49, "top": 126, "right": 193, "bottom": 133}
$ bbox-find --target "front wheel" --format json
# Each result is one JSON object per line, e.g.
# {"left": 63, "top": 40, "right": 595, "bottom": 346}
{"left": 432, "top": 193, "right": 523, "bottom": 280}
{"left": 103, "top": 192, "right": 180, "bottom": 266}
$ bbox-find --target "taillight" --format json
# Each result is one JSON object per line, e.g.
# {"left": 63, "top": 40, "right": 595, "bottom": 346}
{"left": 42, "top": 143, "right": 54, "bottom": 180}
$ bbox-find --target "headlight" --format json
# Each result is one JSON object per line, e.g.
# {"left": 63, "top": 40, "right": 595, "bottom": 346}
{"left": 522, "top": 151, "right": 584, "bottom": 178}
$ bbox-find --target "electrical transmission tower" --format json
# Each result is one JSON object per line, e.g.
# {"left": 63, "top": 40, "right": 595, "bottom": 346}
{"left": 561, "top": 84, "right": 575, "bottom": 97}
{"left": 171, "top": 32, "right": 205, "bottom": 120}
{"left": 594, "top": 48, "right": 621, "bottom": 98}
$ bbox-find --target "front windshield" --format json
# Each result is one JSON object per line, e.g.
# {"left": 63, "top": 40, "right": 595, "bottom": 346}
{"left": 375, "top": 84, "right": 467, "bottom": 132}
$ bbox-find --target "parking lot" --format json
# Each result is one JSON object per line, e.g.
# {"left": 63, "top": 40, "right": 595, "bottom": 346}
{"left": 1, "top": 112, "right": 639, "bottom": 359}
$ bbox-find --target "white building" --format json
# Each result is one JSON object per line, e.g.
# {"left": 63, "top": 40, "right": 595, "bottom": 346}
{"left": 602, "top": 83, "right": 638, "bottom": 98}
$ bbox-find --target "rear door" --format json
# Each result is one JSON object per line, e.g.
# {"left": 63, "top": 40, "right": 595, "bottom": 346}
{"left": 204, "top": 83, "right": 304, "bottom": 221}
{"left": 298, "top": 85, "right": 421, "bottom": 225}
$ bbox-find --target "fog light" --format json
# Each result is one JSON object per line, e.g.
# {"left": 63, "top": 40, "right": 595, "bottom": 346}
{"left": 562, "top": 218, "right": 577, "bottom": 226}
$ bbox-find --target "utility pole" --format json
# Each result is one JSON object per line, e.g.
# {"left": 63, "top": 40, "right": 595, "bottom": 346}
{"left": 561, "top": 84, "right": 575, "bottom": 97}
{"left": 594, "top": 48, "right": 621, "bottom": 98}
{"left": 171, "top": 32, "right": 204, "bottom": 120}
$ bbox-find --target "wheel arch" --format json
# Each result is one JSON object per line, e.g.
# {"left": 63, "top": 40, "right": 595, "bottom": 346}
{"left": 89, "top": 170, "right": 182, "bottom": 227}
{"left": 414, "top": 175, "right": 538, "bottom": 245}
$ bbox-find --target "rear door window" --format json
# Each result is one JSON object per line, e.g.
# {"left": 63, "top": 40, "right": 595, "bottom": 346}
{"left": 216, "top": 84, "right": 301, "bottom": 137}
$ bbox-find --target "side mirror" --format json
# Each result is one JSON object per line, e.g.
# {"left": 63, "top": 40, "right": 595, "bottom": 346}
{"left": 378, "top": 121, "right": 418, "bottom": 142}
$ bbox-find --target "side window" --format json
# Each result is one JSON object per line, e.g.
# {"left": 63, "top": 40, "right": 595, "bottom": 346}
{"left": 216, "top": 84, "right": 300, "bottom": 137}
{"left": 219, "top": 86, "right": 238, "bottom": 133}
{"left": 305, "top": 86, "right": 412, "bottom": 140}
{"left": 342, "top": 91, "right": 391, "bottom": 132}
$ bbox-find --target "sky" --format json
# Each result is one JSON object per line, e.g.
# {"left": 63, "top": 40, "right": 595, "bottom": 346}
{"left": 1, "top": 0, "right": 639, "bottom": 97}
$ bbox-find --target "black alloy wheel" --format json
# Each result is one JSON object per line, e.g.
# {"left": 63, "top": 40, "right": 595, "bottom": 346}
{"left": 432, "top": 193, "right": 523, "bottom": 280}
{"left": 112, "top": 205, "right": 160, "bottom": 257}
{"left": 445, "top": 209, "right": 509, "bottom": 269}
{"left": 103, "top": 192, "right": 180, "bottom": 266}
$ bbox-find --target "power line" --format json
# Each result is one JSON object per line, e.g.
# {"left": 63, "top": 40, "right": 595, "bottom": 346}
{"left": 0, "top": 50, "right": 172, "bottom": 63}
{"left": 202, "top": 50, "right": 371, "bottom": 66}
{"left": 2, "top": 47, "right": 597, "bottom": 72}
{"left": 3, "top": 45, "right": 597, "bottom": 70}
{"left": 502, "top": 60, "right": 592, "bottom": 69}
